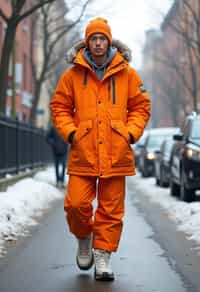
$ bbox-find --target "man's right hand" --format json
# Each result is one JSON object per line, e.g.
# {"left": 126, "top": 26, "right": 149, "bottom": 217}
{"left": 68, "top": 131, "right": 76, "bottom": 143}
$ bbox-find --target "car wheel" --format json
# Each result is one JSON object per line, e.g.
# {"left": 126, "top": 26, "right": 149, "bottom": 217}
{"left": 160, "top": 168, "right": 168, "bottom": 188}
{"left": 141, "top": 163, "right": 149, "bottom": 177}
{"left": 156, "top": 177, "right": 160, "bottom": 186}
{"left": 159, "top": 167, "right": 164, "bottom": 187}
{"left": 180, "top": 169, "right": 195, "bottom": 202}
{"left": 170, "top": 178, "right": 180, "bottom": 197}
{"left": 142, "top": 169, "right": 149, "bottom": 177}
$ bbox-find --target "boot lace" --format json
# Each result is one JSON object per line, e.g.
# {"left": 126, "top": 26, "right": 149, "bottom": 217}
{"left": 79, "top": 237, "right": 91, "bottom": 257}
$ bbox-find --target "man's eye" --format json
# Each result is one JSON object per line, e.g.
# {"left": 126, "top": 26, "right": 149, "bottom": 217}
{"left": 90, "top": 37, "right": 106, "bottom": 42}
{"left": 91, "top": 37, "right": 97, "bottom": 41}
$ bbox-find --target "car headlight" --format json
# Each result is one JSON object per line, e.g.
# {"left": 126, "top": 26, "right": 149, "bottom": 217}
{"left": 186, "top": 148, "right": 200, "bottom": 159}
{"left": 147, "top": 152, "right": 155, "bottom": 160}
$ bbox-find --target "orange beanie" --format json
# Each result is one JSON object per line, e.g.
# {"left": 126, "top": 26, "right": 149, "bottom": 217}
{"left": 85, "top": 17, "right": 112, "bottom": 47}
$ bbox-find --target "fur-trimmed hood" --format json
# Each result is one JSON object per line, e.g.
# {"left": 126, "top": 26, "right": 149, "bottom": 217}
{"left": 66, "top": 39, "right": 132, "bottom": 64}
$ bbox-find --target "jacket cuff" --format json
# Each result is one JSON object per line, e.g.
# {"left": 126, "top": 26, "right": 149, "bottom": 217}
{"left": 68, "top": 131, "right": 76, "bottom": 143}
{"left": 129, "top": 133, "right": 134, "bottom": 144}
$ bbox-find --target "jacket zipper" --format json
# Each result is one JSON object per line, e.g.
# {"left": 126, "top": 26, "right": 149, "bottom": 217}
{"left": 108, "top": 78, "right": 111, "bottom": 101}
{"left": 112, "top": 77, "right": 116, "bottom": 104}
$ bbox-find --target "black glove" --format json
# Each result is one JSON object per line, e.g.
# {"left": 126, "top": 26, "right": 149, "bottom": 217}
{"left": 68, "top": 131, "right": 76, "bottom": 143}
{"left": 129, "top": 134, "right": 134, "bottom": 144}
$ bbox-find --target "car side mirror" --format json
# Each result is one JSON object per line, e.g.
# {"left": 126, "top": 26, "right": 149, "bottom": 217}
{"left": 155, "top": 150, "right": 161, "bottom": 155}
{"left": 173, "top": 134, "right": 183, "bottom": 141}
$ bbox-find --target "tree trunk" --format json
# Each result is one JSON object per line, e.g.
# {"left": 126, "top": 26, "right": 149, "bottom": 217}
{"left": 191, "top": 66, "right": 198, "bottom": 112}
{"left": 0, "top": 21, "right": 17, "bottom": 114}
{"left": 30, "top": 80, "right": 42, "bottom": 125}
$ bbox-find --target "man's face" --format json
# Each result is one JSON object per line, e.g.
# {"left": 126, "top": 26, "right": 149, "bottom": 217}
{"left": 88, "top": 33, "right": 109, "bottom": 58}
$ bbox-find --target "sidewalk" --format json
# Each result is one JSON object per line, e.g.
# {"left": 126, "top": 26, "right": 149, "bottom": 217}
{"left": 0, "top": 176, "right": 187, "bottom": 292}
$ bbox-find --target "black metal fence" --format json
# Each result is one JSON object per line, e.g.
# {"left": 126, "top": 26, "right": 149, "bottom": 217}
{"left": 0, "top": 115, "right": 52, "bottom": 177}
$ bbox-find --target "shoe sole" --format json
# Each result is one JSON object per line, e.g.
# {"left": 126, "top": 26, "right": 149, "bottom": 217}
{"left": 95, "top": 271, "right": 115, "bottom": 281}
{"left": 76, "top": 254, "right": 94, "bottom": 271}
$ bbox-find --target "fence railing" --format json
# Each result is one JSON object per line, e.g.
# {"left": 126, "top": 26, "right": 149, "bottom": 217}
{"left": 0, "top": 115, "right": 52, "bottom": 177}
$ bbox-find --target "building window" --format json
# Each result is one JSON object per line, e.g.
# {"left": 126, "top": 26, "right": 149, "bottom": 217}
{"left": 0, "top": 21, "right": 3, "bottom": 58}
{"left": 22, "top": 112, "right": 27, "bottom": 122}
{"left": 192, "top": 20, "right": 198, "bottom": 42}
{"left": 23, "top": 53, "right": 27, "bottom": 91}
{"left": 0, "top": 22, "right": 6, "bottom": 58}
{"left": 0, "top": 21, "right": 2, "bottom": 47}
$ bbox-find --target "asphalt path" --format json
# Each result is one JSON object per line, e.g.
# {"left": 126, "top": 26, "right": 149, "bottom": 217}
{"left": 0, "top": 177, "right": 199, "bottom": 292}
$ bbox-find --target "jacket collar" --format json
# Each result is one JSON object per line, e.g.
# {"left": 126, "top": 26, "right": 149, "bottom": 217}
{"left": 66, "top": 39, "right": 132, "bottom": 65}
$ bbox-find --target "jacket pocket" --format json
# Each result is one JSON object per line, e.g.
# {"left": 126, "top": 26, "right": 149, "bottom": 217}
{"left": 70, "top": 120, "right": 95, "bottom": 166}
{"left": 110, "top": 120, "right": 133, "bottom": 166}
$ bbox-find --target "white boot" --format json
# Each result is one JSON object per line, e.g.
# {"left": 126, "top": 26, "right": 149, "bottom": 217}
{"left": 76, "top": 235, "right": 93, "bottom": 270}
{"left": 94, "top": 249, "right": 114, "bottom": 281}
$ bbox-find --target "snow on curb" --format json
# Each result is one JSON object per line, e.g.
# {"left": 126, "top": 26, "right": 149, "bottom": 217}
{"left": 129, "top": 174, "right": 200, "bottom": 248}
{"left": 0, "top": 167, "right": 65, "bottom": 256}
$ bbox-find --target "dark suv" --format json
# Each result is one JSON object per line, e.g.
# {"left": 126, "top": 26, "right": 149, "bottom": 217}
{"left": 170, "top": 113, "right": 200, "bottom": 202}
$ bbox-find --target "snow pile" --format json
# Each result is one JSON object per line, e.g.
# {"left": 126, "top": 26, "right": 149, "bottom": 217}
{"left": 0, "top": 167, "right": 64, "bottom": 256}
{"left": 131, "top": 174, "right": 200, "bottom": 246}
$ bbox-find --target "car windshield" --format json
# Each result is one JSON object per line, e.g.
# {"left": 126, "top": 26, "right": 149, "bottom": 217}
{"left": 191, "top": 119, "right": 200, "bottom": 139}
{"left": 148, "top": 135, "right": 166, "bottom": 148}
{"left": 164, "top": 140, "right": 173, "bottom": 155}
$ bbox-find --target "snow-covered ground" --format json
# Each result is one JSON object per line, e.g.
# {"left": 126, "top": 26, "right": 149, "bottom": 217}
{"left": 128, "top": 174, "right": 200, "bottom": 252}
{"left": 0, "top": 167, "right": 200, "bottom": 257}
{"left": 0, "top": 167, "right": 65, "bottom": 257}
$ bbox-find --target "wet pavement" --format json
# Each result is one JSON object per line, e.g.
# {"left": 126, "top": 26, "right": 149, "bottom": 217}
{"left": 0, "top": 178, "right": 198, "bottom": 292}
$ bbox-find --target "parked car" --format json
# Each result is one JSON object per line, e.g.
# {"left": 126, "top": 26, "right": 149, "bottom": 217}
{"left": 139, "top": 127, "right": 180, "bottom": 177}
{"left": 170, "top": 112, "right": 200, "bottom": 202}
{"left": 132, "top": 130, "right": 148, "bottom": 170}
{"left": 154, "top": 137, "right": 176, "bottom": 187}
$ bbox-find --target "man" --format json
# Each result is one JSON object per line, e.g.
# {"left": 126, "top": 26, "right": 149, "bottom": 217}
{"left": 50, "top": 18, "right": 151, "bottom": 281}
{"left": 46, "top": 126, "right": 68, "bottom": 188}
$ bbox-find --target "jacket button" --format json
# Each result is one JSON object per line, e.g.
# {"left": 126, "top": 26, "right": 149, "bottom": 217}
{"left": 99, "top": 121, "right": 102, "bottom": 124}
{"left": 98, "top": 100, "right": 101, "bottom": 104}
{"left": 99, "top": 141, "right": 103, "bottom": 144}
{"left": 100, "top": 173, "right": 103, "bottom": 176}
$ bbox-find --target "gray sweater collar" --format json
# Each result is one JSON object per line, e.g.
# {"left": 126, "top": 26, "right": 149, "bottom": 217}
{"left": 83, "top": 47, "right": 117, "bottom": 80}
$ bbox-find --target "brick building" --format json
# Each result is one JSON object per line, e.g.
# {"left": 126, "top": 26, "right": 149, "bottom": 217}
{"left": 141, "top": 0, "right": 200, "bottom": 128}
{"left": 141, "top": 29, "right": 174, "bottom": 128}
{"left": 0, "top": 0, "right": 35, "bottom": 121}
{"left": 35, "top": 0, "right": 68, "bottom": 129}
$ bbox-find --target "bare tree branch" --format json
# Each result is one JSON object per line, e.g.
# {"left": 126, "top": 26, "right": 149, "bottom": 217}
{"left": 17, "top": 0, "right": 56, "bottom": 23}
{"left": 155, "top": 52, "right": 193, "bottom": 98}
{"left": 11, "top": 0, "right": 26, "bottom": 15}
{"left": 30, "top": 15, "right": 37, "bottom": 83}
{"left": 0, "top": 8, "right": 9, "bottom": 22}
{"left": 47, "top": 7, "right": 69, "bottom": 26}
{"left": 29, "top": 0, "right": 92, "bottom": 123}
{"left": 0, "top": 0, "right": 59, "bottom": 114}
{"left": 167, "top": 0, "right": 200, "bottom": 64}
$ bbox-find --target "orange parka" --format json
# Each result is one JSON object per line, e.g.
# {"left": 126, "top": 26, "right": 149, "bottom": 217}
{"left": 50, "top": 40, "right": 151, "bottom": 178}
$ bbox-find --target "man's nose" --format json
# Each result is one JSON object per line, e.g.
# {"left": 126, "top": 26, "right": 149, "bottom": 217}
{"left": 96, "top": 38, "right": 101, "bottom": 45}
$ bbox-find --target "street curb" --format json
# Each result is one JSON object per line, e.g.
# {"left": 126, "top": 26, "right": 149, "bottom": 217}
{"left": 0, "top": 167, "right": 46, "bottom": 192}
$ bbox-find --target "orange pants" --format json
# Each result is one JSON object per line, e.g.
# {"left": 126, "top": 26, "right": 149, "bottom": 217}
{"left": 64, "top": 175, "right": 125, "bottom": 252}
